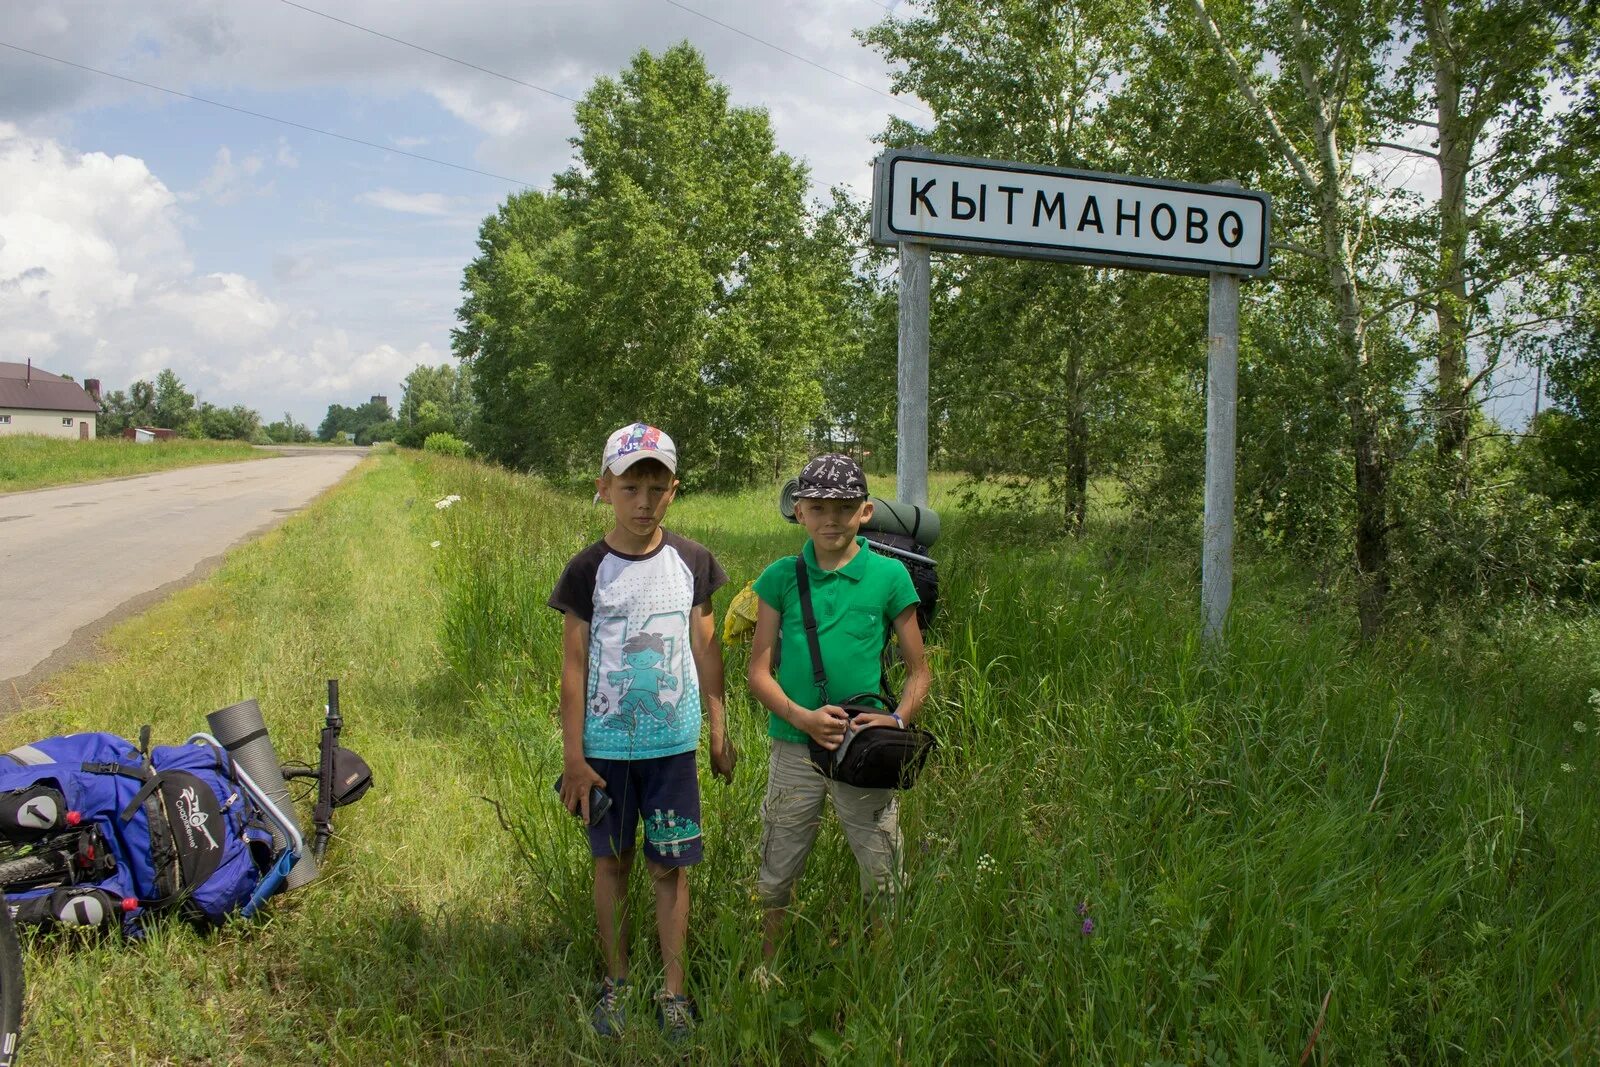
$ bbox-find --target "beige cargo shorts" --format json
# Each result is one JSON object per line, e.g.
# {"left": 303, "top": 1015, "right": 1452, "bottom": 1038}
{"left": 757, "top": 739, "right": 902, "bottom": 908}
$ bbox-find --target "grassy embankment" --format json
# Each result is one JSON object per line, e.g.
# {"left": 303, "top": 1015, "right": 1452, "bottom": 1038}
{"left": 4, "top": 449, "right": 1597, "bottom": 1064}
{"left": 0, "top": 435, "right": 264, "bottom": 493}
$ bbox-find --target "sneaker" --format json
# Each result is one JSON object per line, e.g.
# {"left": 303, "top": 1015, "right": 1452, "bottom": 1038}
{"left": 655, "top": 990, "right": 696, "bottom": 1042}
{"left": 592, "top": 977, "right": 626, "bottom": 1037}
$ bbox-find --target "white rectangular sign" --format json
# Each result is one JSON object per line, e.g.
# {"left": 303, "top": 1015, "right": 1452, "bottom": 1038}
{"left": 871, "top": 149, "right": 1270, "bottom": 277}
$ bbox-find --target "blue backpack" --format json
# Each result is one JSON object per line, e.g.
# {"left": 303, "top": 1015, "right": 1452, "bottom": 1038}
{"left": 0, "top": 732, "right": 294, "bottom": 935}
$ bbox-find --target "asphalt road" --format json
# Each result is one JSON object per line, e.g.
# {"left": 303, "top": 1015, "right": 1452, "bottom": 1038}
{"left": 0, "top": 449, "right": 366, "bottom": 706}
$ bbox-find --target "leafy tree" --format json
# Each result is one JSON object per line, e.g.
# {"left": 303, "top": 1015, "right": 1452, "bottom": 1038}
{"left": 1163, "top": 0, "right": 1441, "bottom": 637}
{"left": 1383, "top": 0, "right": 1588, "bottom": 468}
{"left": 317, "top": 397, "right": 392, "bottom": 443}
{"left": 317, "top": 404, "right": 355, "bottom": 442}
{"left": 97, "top": 390, "right": 133, "bottom": 436}
{"left": 397, "top": 363, "right": 473, "bottom": 448}
{"left": 454, "top": 190, "right": 574, "bottom": 469}
{"left": 265, "top": 412, "right": 313, "bottom": 443}
{"left": 1171, "top": 0, "right": 1595, "bottom": 631}
{"left": 805, "top": 191, "right": 899, "bottom": 465}
{"left": 152, "top": 369, "right": 197, "bottom": 433}
{"left": 358, "top": 419, "right": 397, "bottom": 445}
{"left": 862, "top": 0, "right": 1201, "bottom": 531}
{"left": 128, "top": 380, "right": 156, "bottom": 426}
{"left": 455, "top": 44, "right": 846, "bottom": 488}
{"left": 97, "top": 376, "right": 169, "bottom": 435}
{"left": 196, "top": 402, "right": 262, "bottom": 441}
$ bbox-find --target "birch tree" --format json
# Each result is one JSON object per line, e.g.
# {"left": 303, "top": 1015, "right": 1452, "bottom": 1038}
{"left": 1183, "top": 0, "right": 1405, "bottom": 636}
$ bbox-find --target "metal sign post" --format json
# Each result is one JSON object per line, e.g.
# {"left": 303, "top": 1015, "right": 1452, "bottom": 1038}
{"left": 871, "top": 148, "right": 1270, "bottom": 642}
{"left": 1203, "top": 255, "right": 1240, "bottom": 642}
{"left": 897, "top": 241, "right": 931, "bottom": 508}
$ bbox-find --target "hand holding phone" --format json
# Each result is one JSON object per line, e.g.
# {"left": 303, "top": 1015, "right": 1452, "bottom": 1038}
{"left": 554, "top": 774, "right": 612, "bottom": 827}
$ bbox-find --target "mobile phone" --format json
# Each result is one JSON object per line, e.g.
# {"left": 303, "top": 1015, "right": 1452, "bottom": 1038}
{"left": 553, "top": 775, "right": 613, "bottom": 827}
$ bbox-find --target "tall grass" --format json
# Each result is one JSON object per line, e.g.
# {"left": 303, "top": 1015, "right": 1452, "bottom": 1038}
{"left": 0, "top": 454, "right": 563, "bottom": 1063}
{"left": 0, "top": 434, "right": 263, "bottom": 493}
{"left": 425, "top": 456, "right": 1600, "bottom": 1064}
{"left": 2, "top": 450, "right": 1594, "bottom": 1063}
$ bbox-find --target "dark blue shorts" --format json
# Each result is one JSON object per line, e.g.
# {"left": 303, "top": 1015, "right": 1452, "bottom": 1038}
{"left": 586, "top": 751, "right": 702, "bottom": 867}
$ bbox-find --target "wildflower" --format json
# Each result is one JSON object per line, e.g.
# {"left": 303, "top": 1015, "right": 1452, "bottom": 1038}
{"left": 1561, "top": 763, "right": 1575, "bottom": 773}
{"left": 1081, "top": 917, "right": 1095, "bottom": 936}
{"left": 430, "top": 541, "right": 441, "bottom": 549}
{"left": 1076, "top": 900, "right": 1089, "bottom": 917}
{"left": 750, "top": 963, "right": 783, "bottom": 992}
{"left": 1575, "top": 721, "right": 1589, "bottom": 734}
{"left": 976, "top": 853, "right": 996, "bottom": 874}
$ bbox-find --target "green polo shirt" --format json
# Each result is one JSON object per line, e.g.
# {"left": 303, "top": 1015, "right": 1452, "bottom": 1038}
{"left": 752, "top": 537, "right": 921, "bottom": 743}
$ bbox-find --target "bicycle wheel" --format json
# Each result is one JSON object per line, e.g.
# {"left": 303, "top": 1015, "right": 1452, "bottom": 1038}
{"left": 0, "top": 893, "right": 23, "bottom": 1067}
{"left": 0, "top": 850, "right": 70, "bottom": 893}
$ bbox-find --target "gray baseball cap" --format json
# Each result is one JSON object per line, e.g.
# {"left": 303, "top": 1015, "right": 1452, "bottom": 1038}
{"left": 792, "top": 453, "right": 868, "bottom": 500}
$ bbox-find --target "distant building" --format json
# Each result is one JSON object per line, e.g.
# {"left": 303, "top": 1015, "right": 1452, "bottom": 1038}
{"left": 0, "top": 362, "right": 99, "bottom": 439}
{"left": 123, "top": 426, "right": 178, "bottom": 443}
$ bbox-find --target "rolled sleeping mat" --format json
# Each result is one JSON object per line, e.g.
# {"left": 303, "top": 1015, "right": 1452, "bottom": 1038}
{"left": 206, "top": 698, "right": 318, "bottom": 889}
{"left": 779, "top": 478, "right": 942, "bottom": 547}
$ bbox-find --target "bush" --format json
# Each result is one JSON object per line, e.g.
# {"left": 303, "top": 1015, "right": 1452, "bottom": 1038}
{"left": 359, "top": 419, "right": 398, "bottom": 446}
{"left": 423, "top": 432, "right": 469, "bottom": 457}
{"left": 397, "top": 417, "right": 456, "bottom": 449}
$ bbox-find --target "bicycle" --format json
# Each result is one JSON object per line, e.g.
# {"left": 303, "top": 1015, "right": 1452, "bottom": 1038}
{"left": 0, "top": 680, "right": 372, "bottom": 1063}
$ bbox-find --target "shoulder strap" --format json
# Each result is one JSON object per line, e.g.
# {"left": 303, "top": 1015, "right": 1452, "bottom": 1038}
{"left": 794, "top": 555, "right": 828, "bottom": 704}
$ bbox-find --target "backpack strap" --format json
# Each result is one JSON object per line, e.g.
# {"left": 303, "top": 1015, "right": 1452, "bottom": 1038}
{"left": 796, "top": 554, "right": 902, "bottom": 710}
{"left": 80, "top": 761, "right": 147, "bottom": 780}
{"left": 794, "top": 555, "right": 828, "bottom": 705}
{"left": 118, "top": 771, "right": 171, "bottom": 823}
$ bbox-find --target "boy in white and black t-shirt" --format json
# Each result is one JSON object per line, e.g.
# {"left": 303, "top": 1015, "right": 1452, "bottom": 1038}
{"left": 549, "top": 422, "right": 734, "bottom": 1040}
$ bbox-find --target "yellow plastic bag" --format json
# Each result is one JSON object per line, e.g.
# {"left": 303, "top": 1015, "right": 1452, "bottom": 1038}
{"left": 722, "top": 581, "right": 761, "bottom": 644}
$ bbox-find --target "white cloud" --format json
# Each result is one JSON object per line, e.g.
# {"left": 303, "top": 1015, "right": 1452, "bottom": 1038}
{"left": 0, "top": 124, "right": 440, "bottom": 422}
{"left": 0, "top": 0, "right": 920, "bottom": 197}
{"left": 358, "top": 187, "right": 461, "bottom": 216}
{"left": 0, "top": 123, "right": 188, "bottom": 324}
{"left": 150, "top": 272, "right": 283, "bottom": 342}
{"left": 0, "top": 0, "right": 930, "bottom": 422}
{"left": 184, "top": 146, "right": 271, "bottom": 205}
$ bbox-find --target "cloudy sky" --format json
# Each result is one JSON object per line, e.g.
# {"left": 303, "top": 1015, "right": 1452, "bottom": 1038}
{"left": 0, "top": 0, "right": 923, "bottom": 426}
{"left": 0, "top": 1, "right": 1544, "bottom": 431}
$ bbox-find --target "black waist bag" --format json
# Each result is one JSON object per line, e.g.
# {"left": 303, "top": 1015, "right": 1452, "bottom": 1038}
{"left": 807, "top": 694, "right": 936, "bottom": 789}
{"left": 794, "top": 557, "right": 935, "bottom": 790}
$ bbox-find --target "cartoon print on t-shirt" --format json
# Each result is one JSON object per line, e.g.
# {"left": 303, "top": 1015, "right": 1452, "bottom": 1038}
{"left": 604, "top": 631, "right": 678, "bottom": 728}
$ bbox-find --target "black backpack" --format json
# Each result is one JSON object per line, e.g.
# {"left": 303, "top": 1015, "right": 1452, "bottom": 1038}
{"left": 860, "top": 530, "right": 938, "bottom": 632}
{"left": 794, "top": 557, "right": 936, "bottom": 789}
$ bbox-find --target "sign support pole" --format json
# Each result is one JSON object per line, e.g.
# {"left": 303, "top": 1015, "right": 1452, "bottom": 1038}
{"left": 1202, "top": 242, "right": 1240, "bottom": 644}
{"left": 897, "top": 240, "right": 931, "bottom": 508}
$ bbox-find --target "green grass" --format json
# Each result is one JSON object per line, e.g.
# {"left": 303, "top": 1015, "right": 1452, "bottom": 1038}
{"left": 0, "top": 435, "right": 265, "bottom": 493}
{"left": 3, "top": 451, "right": 1597, "bottom": 1064}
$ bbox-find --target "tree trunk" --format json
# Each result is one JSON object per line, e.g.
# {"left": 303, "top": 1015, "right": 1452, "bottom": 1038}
{"left": 1424, "top": 0, "right": 1472, "bottom": 469}
{"left": 1062, "top": 346, "right": 1088, "bottom": 536}
{"left": 1065, "top": 407, "right": 1089, "bottom": 536}
{"left": 1322, "top": 182, "right": 1389, "bottom": 640}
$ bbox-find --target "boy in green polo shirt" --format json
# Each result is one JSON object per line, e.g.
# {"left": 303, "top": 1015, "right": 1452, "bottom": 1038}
{"left": 746, "top": 453, "right": 931, "bottom": 960}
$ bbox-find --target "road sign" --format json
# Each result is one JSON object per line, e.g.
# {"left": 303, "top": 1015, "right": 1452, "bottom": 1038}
{"left": 871, "top": 148, "right": 1270, "bottom": 277}
{"left": 872, "top": 147, "right": 1268, "bottom": 643}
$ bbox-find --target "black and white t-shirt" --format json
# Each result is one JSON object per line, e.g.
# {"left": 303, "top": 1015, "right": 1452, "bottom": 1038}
{"left": 548, "top": 530, "right": 727, "bottom": 760}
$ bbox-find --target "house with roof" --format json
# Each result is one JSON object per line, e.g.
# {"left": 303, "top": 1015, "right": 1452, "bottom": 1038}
{"left": 0, "top": 361, "right": 100, "bottom": 439}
